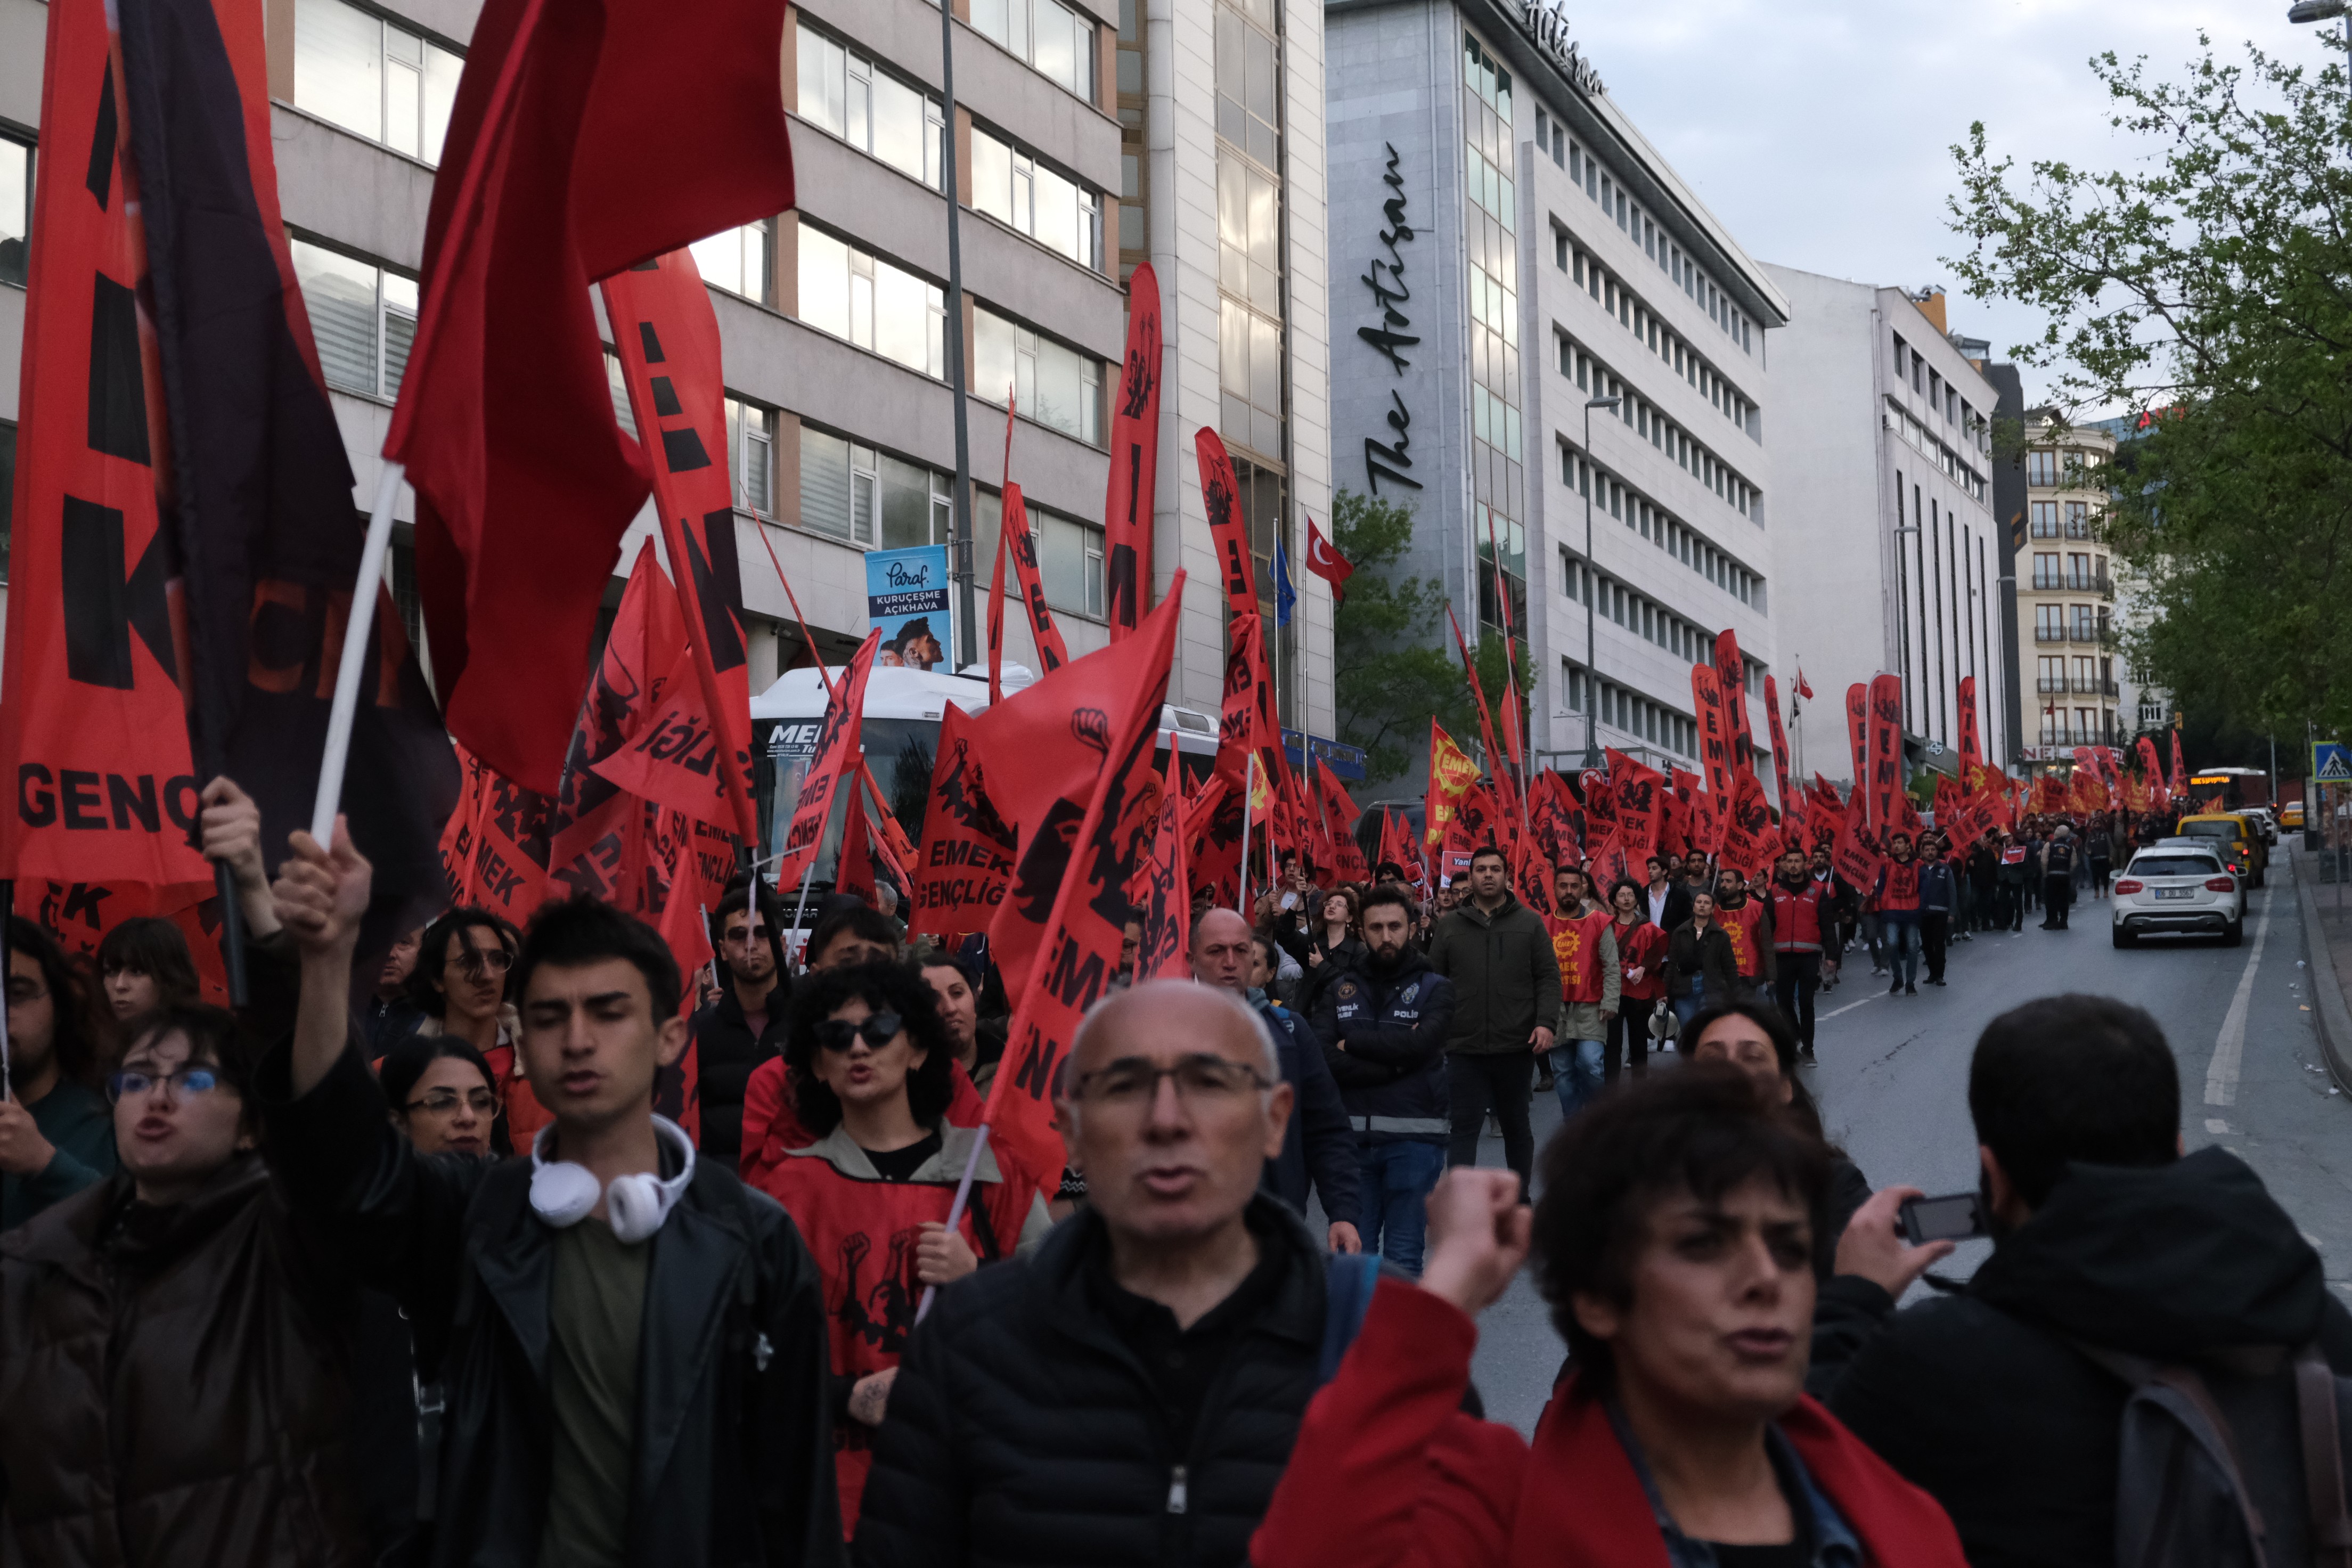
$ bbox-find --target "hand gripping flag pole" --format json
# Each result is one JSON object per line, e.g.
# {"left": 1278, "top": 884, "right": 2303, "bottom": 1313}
{"left": 313, "top": 463, "right": 407, "bottom": 844}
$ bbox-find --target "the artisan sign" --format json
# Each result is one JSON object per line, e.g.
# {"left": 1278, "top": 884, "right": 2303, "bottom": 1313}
{"left": 1518, "top": 2, "right": 1604, "bottom": 97}
{"left": 1357, "top": 142, "right": 1423, "bottom": 495}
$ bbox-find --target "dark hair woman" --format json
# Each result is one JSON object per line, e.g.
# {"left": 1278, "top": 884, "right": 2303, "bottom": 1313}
{"left": 754, "top": 961, "right": 1050, "bottom": 1536}
{"left": 95, "top": 916, "right": 203, "bottom": 1026}
{"left": 1252, "top": 1068, "right": 1967, "bottom": 1568}
{"left": 0, "top": 917, "right": 117, "bottom": 1230}
{"left": 378, "top": 1035, "right": 510, "bottom": 1158}
{"left": 0, "top": 1005, "right": 367, "bottom": 1564}
{"left": 1604, "top": 878, "right": 1667, "bottom": 1083}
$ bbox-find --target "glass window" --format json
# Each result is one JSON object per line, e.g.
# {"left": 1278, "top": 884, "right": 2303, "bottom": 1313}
{"left": 0, "top": 419, "right": 14, "bottom": 582}
{"left": 879, "top": 455, "right": 936, "bottom": 549}
{"left": 970, "top": 126, "right": 1102, "bottom": 271}
{"left": 290, "top": 238, "right": 415, "bottom": 401}
{"left": 976, "top": 0, "right": 1095, "bottom": 99}
{"left": 797, "top": 228, "right": 943, "bottom": 379}
{"left": 692, "top": 219, "right": 773, "bottom": 305}
{"left": 726, "top": 398, "right": 774, "bottom": 514}
{"left": 796, "top": 20, "right": 943, "bottom": 189}
{"left": 797, "top": 426, "right": 878, "bottom": 543}
{"left": 975, "top": 307, "right": 1102, "bottom": 445}
{"left": 0, "top": 133, "right": 29, "bottom": 289}
{"left": 293, "top": 0, "right": 461, "bottom": 165}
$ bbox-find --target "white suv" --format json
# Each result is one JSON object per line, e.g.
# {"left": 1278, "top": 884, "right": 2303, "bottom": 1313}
{"left": 2112, "top": 846, "right": 2242, "bottom": 948}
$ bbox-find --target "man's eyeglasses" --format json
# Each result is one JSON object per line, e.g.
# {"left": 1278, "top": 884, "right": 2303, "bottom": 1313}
{"left": 5, "top": 979, "right": 50, "bottom": 1006}
{"left": 812, "top": 1012, "right": 904, "bottom": 1054}
{"left": 407, "top": 1089, "right": 500, "bottom": 1117}
{"left": 107, "top": 1067, "right": 225, "bottom": 1104}
{"left": 1070, "top": 1055, "right": 1272, "bottom": 1107}
{"left": 450, "top": 946, "right": 513, "bottom": 978}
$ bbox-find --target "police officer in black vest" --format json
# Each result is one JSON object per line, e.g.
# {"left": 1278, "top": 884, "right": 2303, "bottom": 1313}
{"left": 2039, "top": 824, "right": 2079, "bottom": 930}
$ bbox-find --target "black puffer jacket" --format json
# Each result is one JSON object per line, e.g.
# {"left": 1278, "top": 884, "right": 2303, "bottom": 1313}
{"left": 853, "top": 1197, "right": 1333, "bottom": 1568}
{"left": 1809, "top": 1147, "right": 2352, "bottom": 1567}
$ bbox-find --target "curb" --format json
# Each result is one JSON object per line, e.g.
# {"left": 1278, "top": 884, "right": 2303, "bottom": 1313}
{"left": 2292, "top": 851, "right": 2352, "bottom": 1096}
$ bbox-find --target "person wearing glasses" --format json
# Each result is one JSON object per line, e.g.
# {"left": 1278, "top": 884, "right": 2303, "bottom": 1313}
{"left": 854, "top": 979, "right": 1358, "bottom": 1568}
{"left": 0, "top": 916, "right": 117, "bottom": 1232}
{"left": 404, "top": 907, "right": 537, "bottom": 1138}
{"left": 0, "top": 1001, "right": 371, "bottom": 1563}
{"left": 379, "top": 1037, "right": 507, "bottom": 1158}
{"left": 752, "top": 961, "right": 1049, "bottom": 1536}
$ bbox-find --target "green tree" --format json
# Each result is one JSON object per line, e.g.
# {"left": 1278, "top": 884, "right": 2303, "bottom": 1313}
{"left": 1329, "top": 488, "right": 1523, "bottom": 789}
{"left": 1947, "top": 33, "right": 2352, "bottom": 741}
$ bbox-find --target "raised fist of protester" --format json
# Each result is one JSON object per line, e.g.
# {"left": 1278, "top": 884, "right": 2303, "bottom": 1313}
{"left": 0, "top": 1099, "right": 57, "bottom": 1178}
{"left": 1418, "top": 1166, "right": 1531, "bottom": 1317}
{"left": 1832, "top": 1184, "right": 1956, "bottom": 1298}
{"left": 200, "top": 777, "right": 282, "bottom": 938}
{"left": 913, "top": 1220, "right": 978, "bottom": 1286}
{"left": 271, "top": 816, "right": 374, "bottom": 959}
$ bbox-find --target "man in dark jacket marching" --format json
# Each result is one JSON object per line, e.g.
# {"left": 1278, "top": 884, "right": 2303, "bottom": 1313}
{"left": 688, "top": 878, "right": 791, "bottom": 1166}
{"left": 264, "top": 823, "right": 842, "bottom": 1568}
{"left": 1310, "top": 884, "right": 1455, "bottom": 1276}
{"left": 1427, "top": 845, "right": 1558, "bottom": 1194}
{"left": 855, "top": 981, "right": 1358, "bottom": 1568}
{"left": 1811, "top": 994, "right": 2352, "bottom": 1567}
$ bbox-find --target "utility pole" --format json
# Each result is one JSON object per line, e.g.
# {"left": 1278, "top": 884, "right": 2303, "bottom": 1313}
{"left": 940, "top": 0, "right": 978, "bottom": 667}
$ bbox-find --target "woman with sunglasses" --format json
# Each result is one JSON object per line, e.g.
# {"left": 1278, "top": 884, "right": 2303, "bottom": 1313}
{"left": 0, "top": 1004, "right": 368, "bottom": 1563}
{"left": 753, "top": 960, "right": 1051, "bottom": 1537}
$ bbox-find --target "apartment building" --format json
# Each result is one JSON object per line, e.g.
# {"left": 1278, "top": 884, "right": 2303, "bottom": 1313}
{"left": 1761, "top": 272, "right": 2006, "bottom": 785}
{"left": 1326, "top": 0, "right": 1786, "bottom": 787}
{"left": 2014, "top": 413, "right": 2138, "bottom": 762}
{"left": 0, "top": 0, "right": 1342, "bottom": 767}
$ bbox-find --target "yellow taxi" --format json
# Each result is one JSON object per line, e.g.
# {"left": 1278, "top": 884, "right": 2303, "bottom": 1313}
{"left": 2282, "top": 799, "right": 2306, "bottom": 831}
{"left": 2175, "top": 813, "right": 2265, "bottom": 888}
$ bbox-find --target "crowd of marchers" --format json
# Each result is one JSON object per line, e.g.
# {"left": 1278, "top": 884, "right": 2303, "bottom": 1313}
{"left": 0, "top": 779, "right": 2342, "bottom": 1568}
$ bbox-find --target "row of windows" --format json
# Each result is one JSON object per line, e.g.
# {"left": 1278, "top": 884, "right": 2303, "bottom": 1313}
{"left": 975, "top": 307, "right": 1103, "bottom": 445}
{"left": 2029, "top": 550, "right": 2109, "bottom": 591}
{"left": 1561, "top": 336, "right": 1759, "bottom": 521}
{"left": 970, "top": 0, "right": 1097, "bottom": 101}
{"left": 974, "top": 126, "right": 1105, "bottom": 273}
{"left": 797, "top": 20, "right": 944, "bottom": 192}
{"left": 1216, "top": 0, "right": 1287, "bottom": 468}
{"left": 1887, "top": 397, "right": 1988, "bottom": 505}
{"left": 1557, "top": 237, "right": 1754, "bottom": 439}
{"left": 797, "top": 226, "right": 947, "bottom": 381}
{"left": 2032, "top": 604, "right": 2113, "bottom": 639}
{"left": 1533, "top": 111, "right": 1754, "bottom": 358}
{"left": 2028, "top": 500, "right": 2097, "bottom": 540}
{"left": 1558, "top": 551, "right": 1757, "bottom": 683}
{"left": 1559, "top": 444, "right": 1765, "bottom": 609}
{"left": 291, "top": 0, "right": 461, "bottom": 165}
{"left": 1559, "top": 662, "right": 1698, "bottom": 761}
{"left": 292, "top": 238, "right": 416, "bottom": 401}
{"left": 2024, "top": 447, "right": 2104, "bottom": 487}
{"left": 1890, "top": 333, "right": 1987, "bottom": 450}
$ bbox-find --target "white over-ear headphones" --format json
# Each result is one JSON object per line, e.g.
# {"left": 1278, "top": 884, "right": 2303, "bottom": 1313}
{"left": 529, "top": 1116, "right": 696, "bottom": 1245}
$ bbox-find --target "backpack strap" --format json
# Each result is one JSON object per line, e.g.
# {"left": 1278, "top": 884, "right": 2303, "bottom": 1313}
{"left": 2070, "top": 1339, "right": 2273, "bottom": 1557}
{"left": 2296, "top": 1344, "right": 2352, "bottom": 1567}
{"left": 1317, "top": 1252, "right": 1383, "bottom": 1388}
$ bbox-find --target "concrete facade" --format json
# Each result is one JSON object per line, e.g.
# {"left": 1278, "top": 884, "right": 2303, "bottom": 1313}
{"left": 1760, "top": 268, "right": 2007, "bottom": 785}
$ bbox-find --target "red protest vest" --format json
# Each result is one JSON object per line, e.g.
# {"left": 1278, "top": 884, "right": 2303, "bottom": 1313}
{"left": 756, "top": 1128, "right": 1044, "bottom": 1537}
{"left": 1716, "top": 901, "right": 1764, "bottom": 978}
{"left": 1879, "top": 860, "right": 1922, "bottom": 914}
{"left": 1549, "top": 910, "right": 1614, "bottom": 1004}
{"left": 1612, "top": 919, "right": 1667, "bottom": 1001}
{"left": 1770, "top": 881, "right": 1824, "bottom": 954}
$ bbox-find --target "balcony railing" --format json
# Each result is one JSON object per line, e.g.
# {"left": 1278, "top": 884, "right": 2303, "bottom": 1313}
{"left": 2034, "top": 625, "right": 2111, "bottom": 645}
{"left": 2035, "top": 676, "right": 2120, "bottom": 696}
{"left": 2028, "top": 519, "right": 2096, "bottom": 541}
{"left": 2030, "top": 569, "right": 2111, "bottom": 594}
{"left": 2038, "top": 722, "right": 2125, "bottom": 748}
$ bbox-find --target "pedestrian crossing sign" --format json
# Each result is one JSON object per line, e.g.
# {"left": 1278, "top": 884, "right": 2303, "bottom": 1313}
{"left": 2317, "top": 742, "right": 2352, "bottom": 783}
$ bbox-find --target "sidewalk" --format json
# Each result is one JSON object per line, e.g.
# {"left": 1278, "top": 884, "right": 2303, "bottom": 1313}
{"left": 2290, "top": 846, "right": 2352, "bottom": 1094}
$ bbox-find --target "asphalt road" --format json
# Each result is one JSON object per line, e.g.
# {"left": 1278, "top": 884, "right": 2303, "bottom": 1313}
{"left": 1456, "top": 859, "right": 2352, "bottom": 1437}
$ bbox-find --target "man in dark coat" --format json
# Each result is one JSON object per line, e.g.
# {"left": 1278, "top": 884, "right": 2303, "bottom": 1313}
{"left": 686, "top": 879, "right": 791, "bottom": 1165}
{"left": 1426, "top": 845, "right": 1559, "bottom": 1192}
{"left": 264, "top": 826, "right": 842, "bottom": 1568}
{"left": 1812, "top": 994, "right": 2352, "bottom": 1567}
{"left": 855, "top": 982, "right": 1353, "bottom": 1568}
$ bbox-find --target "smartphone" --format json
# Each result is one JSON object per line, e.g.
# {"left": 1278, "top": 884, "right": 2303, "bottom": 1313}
{"left": 1898, "top": 1191, "right": 1988, "bottom": 1245}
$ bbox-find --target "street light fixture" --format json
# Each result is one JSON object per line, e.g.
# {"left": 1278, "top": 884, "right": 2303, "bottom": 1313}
{"left": 2288, "top": 1, "right": 2352, "bottom": 52}
{"left": 1579, "top": 395, "right": 1622, "bottom": 771}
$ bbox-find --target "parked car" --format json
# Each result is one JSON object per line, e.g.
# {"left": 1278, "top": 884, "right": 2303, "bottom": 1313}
{"left": 2113, "top": 845, "right": 2242, "bottom": 948}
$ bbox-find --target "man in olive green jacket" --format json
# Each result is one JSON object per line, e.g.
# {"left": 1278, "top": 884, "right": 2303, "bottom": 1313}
{"left": 1427, "top": 844, "right": 1561, "bottom": 1193}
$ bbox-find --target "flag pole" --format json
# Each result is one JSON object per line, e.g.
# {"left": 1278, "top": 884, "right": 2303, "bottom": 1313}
{"left": 0, "top": 887, "right": 11, "bottom": 1099}
{"left": 312, "top": 462, "right": 404, "bottom": 844}
{"left": 915, "top": 1122, "right": 993, "bottom": 1326}
{"left": 1238, "top": 750, "right": 1256, "bottom": 915}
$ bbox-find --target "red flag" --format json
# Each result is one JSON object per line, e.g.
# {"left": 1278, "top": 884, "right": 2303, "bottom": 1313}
{"left": 1956, "top": 675, "right": 1983, "bottom": 790}
{"left": 976, "top": 578, "right": 1189, "bottom": 1003}
{"left": 1866, "top": 674, "right": 1904, "bottom": 832}
{"left": 987, "top": 480, "right": 1010, "bottom": 704}
{"left": 1528, "top": 771, "right": 1586, "bottom": 869}
{"left": 1001, "top": 482, "right": 1068, "bottom": 677}
{"left": 599, "top": 249, "right": 758, "bottom": 843}
{"left": 440, "top": 746, "right": 556, "bottom": 924}
{"left": 1425, "top": 722, "right": 1481, "bottom": 848}
{"left": 1104, "top": 264, "right": 1163, "bottom": 639}
{"left": 1185, "top": 773, "right": 1246, "bottom": 911}
{"left": 1693, "top": 664, "right": 1737, "bottom": 817}
{"left": 1832, "top": 792, "right": 1885, "bottom": 893}
{"left": 1212, "top": 613, "right": 1277, "bottom": 786}
{"left": 1196, "top": 428, "right": 1259, "bottom": 623}
{"left": 1510, "top": 834, "right": 1555, "bottom": 916}
{"left": 2137, "top": 735, "right": 2169, "bottom": 813}
{"left": 391, "top": 0, "right": 794, "bottom": 794}
{"left": 15, "top": 879, "right": 231, "bottom": 1009}
{"left": 1128, "top": 747, "right": 1190, "bottom": 979}
{"left": 1587, "top": 829, "right": 1629, "bottom": 891}
{"left": 833, "top": 772, "right": 880, "bottom": 908}
{"left": 1606, "top": 749, "right": 1664, "bottom": 867}
{"left": 2169, "top": 730, "right": 2187, "bottom": 798}
{"left": 1305, "top": 513, "right": 1355, "bottom": 606}
{"left": 1845, "top": 684, "right": 1869, "bottom": 792}
{"left": 906, "top": 704, "right": 1017, "bottom": 938}
{"left": 771, "top": 630, "right": 881, "bottom": 894}
{"left": 1447, "top": 603, "right": 1517, "bottom": 825}
{"left": 1765, "top": 676, "right": 1794, "bottom": 814}
{"left": 1718, "top": 771, "right": 1777, "bottom": 880}
{"left": 1713, "top": 630, "right": 1753, "bottom": 771}
{"left": 0, "top": 0, "right": 211, "bottom": 889}
{"left": 985, "top": 587, "right": 1182, "bottom": 1182}
{"left": 1796, "top": 670, "right": 1815, "bottom": 703}
{"left": 1805, "top": 775, "right": 1847, "bottom": 850}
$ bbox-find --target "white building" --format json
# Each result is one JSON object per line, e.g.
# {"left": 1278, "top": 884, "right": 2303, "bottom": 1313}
{"left": 1325, "top": 0, "right": 1786, "bottom": 790}
{"left": 1758, "top": 270, "right": 2007, "bottom": 786}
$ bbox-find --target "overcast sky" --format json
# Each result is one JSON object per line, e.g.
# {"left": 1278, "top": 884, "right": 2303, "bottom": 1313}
{"left": 1567, "top": 0, "right": 2338, "bottom": 405}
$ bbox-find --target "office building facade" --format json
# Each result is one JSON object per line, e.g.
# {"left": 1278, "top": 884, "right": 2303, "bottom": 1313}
{"left": 2014, "top": 414, "right": 2138, "bottom": 764}
{"left": 1326, "top": 0, "right": 1786, "bottom": 793}
{"left": 1760, "top": 271, "right": 2006, "bottom": 785}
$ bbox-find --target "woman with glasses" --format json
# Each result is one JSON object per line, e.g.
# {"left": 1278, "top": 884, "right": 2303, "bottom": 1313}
{"left": 0, "top": 916, "right": 116, "bottom": 1231}
{"left": 752, "top": 960, "right": 1050, "bottom": 1537}
{"left": 0, "top": 1004, "right": 366, "bottom": 1563}
{"left": 379, "top": 1036, "right": 508, "bottom": 1159}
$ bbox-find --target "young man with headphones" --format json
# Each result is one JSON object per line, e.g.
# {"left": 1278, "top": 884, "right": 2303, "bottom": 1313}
{"left": 264, "top": 820, "right": 843, "bottom": 1568}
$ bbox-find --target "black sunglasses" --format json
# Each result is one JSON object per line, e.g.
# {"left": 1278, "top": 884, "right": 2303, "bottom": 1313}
{"left": 812, "top": 1011, "right": 904, "bottom": 1054}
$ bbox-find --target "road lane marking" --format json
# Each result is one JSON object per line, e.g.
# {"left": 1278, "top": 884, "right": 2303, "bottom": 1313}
{"left": 2204, "top": 905, "right": 2273, "bottom": 1107}
{"left": 2206, "top": 1118, "right": 2231, "bottom": 1134}
{"left": 1819, "top": 995, "right": 1881, "bottom": 1021}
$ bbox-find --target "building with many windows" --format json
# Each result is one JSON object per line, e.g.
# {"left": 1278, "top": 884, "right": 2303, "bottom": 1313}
{"left": 2011, "top": 413, "right": 2147, "bottom": 764}
{"left": 1759, "top": 273, "right": 2006, "bottom": 785}
{"left": 0, "top": 0, "right": 1343, "bottom": 782}
{"left": 1325, "top": 0, "right": 1786, "bottom": 790}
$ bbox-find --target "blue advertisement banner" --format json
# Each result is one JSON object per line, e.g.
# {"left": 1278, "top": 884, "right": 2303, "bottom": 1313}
{"left": 866, "top": 545, "right": 953, "bottom": 672}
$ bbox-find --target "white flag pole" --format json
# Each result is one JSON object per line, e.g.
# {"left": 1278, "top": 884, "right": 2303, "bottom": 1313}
{"left": 312, "top": 462, "right": 406, "bottom": 844}
{"left": 1237, "top": 750, "right": 1256, "bottom": 915}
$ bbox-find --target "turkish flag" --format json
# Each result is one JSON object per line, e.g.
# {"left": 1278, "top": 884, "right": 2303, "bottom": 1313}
{"left": 1305, "top": 513, "right": 1355, "bottom": 605}
{"left": 986, "top": 585, "right": 1182, "bottom": 1182}
{"left": 1796, "top": 669, "right": 1815, "bottom": 703}
{"left": 392, "top": 0, "right": 795, "bottom": 795}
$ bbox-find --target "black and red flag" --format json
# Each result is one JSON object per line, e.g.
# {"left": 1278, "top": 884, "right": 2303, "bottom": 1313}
{"left": 1103, "top": 264, "right": 1162, "bottom": 641}
{"left": 391, "top": 0, "right": 795, "bottom": 795}
{"left": 1866, "top": 673, "right": 1904, "bottom": 834}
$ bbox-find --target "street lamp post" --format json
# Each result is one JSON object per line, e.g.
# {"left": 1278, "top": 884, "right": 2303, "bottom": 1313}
{"left": 1580, "top": 396, "right": 1621, "bottom": 770}
{"left": 1893, "top": 522, "right": 1922, "bottom": 754}
{"left": 939, "top": 0, "right": 978, "bottom": 667}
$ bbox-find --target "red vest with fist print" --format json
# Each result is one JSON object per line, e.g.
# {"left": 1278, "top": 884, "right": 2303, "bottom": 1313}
{"left": 1549, "top": 910, "right": 1615, "bottom": 1004}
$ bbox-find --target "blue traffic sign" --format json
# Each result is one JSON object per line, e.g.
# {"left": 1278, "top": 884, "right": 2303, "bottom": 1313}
{"left": 2316, "top": 742, "right": 2351, "bottom": 783}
